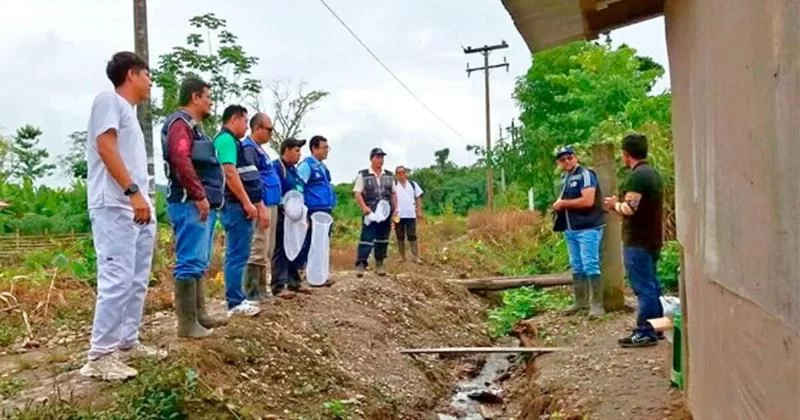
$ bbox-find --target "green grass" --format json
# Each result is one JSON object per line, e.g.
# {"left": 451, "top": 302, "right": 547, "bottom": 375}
{"left": 487, "top": 287, "right": 571, "bottom": 337}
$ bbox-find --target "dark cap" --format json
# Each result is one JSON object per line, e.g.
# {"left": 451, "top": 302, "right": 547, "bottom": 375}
{"left": 280, "top": 137, "right": 306, "bottom": 154}
{"left": 554, "top": 145, "right": 575, "bottom": 160}
{"left": 370, "top": 147, "right": 387, "bottom": 158}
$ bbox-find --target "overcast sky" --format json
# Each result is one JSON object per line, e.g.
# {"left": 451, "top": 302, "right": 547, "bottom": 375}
{"left": 0, "top": 1, "right": 669, "bottom": 185}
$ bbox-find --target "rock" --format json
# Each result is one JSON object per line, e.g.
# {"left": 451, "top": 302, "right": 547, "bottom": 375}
{"left": 467, "top": 390, "right": 504, "bottom": 405}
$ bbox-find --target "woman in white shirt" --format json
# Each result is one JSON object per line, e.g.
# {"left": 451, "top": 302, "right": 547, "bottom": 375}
{"left": 393, "top": 166, "right": 424, "bottom": 263}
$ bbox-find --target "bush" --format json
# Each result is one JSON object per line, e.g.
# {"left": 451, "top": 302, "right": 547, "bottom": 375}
{"left": 658, "top": 240, "right": 681, "bottom": 292}
{"left": 487, "top": 287, "right": 571, "bottom": 337}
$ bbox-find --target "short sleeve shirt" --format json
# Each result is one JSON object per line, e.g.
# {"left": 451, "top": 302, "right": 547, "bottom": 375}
{"left": 621, "top": 162, "right": 664, "bottom": 250}
{"left": 396, "top": 181, "right": 423, "bottom": 218}
{"left": 213, "top": 131, "right": 238, "bottom": 165}
{"left": 86, "top": 92, "right": 151, "bottom": 210}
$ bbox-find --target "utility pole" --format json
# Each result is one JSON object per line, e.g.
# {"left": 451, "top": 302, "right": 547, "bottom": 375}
{"left": 133, "top": 0, "right": 155, "bottom": 204}
{"left": 465, "top": 41, "right": 509, "bottom": 211}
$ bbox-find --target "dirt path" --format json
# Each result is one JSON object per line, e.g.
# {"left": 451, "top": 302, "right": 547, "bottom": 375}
{"left": 507, "top": 295, "right": 691, "bottom": 420}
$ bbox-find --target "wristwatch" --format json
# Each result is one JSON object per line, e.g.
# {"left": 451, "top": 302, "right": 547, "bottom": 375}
{"left": 124, "top": 183, "right": 140, "bottom": 197}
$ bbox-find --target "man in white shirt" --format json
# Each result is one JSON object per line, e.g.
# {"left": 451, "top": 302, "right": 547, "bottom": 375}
{"left": 79, "top": 51, "right": 162, "bottom": 381}
{"left": 353, "top": 148, "right": 398, "bottom": 277}
{"left": 393, "top": 166, "right": 424, "bottom": 263}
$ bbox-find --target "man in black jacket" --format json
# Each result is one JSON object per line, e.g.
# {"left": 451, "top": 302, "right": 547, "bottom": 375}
{"left": 552, "top": 146, "right": 606, "bottom": 317}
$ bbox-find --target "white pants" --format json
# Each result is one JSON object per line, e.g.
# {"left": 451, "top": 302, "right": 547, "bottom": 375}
{"left": 87, "top": 206, "right": 156, "bottom": 360}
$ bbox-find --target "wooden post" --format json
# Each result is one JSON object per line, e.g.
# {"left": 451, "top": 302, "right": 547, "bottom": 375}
{"left": 591, "top": 143, "right": 625, "bottom": 311}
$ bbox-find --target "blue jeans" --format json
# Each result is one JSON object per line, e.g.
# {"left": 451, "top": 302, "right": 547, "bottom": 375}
{"left": 624, "top": 246, "right": 663, "bottom": 337}
{"left": 206, "top": 209, "right": 218, "bottom": 272}
{"left": 220, "top": 203, "right": 255, "bottom": 309}
{"left": 564, "top": 226, "right": 604, "bottom": 277}
{"left": 167, "top": 202, "right": 214, "bottom": 281}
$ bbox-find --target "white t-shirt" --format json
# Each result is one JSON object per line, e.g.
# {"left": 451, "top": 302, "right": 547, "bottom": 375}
{"left": 86, "top": 92, "right": 151, "bottom": 210}
{"left": 395, "top": 180, "right": 423, "bottom": 219}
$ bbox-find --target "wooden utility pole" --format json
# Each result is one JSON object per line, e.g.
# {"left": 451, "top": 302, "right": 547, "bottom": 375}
{"left": 133, "top": 0, "right": 155, "bottom": 203}
{"left": 591, "top": 143, "right": 625, "bottom": 311}
{"left": 465, "top": 41, "right": 509, "bottom": 211}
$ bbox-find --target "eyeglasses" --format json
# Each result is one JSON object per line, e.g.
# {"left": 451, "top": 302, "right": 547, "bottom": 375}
{"left": 261, "top": 125, "right": 274, "bottom": 133}
{"left": 558, "top": 155, "right": 574, "bottom": 163}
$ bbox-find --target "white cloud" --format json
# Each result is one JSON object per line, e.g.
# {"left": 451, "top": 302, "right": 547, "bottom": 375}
{"left": 0, "top": 0, "right": 670, "bottom": 187}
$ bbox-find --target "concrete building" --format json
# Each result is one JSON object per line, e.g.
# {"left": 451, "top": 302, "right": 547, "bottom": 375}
{"left": 501, "top": 0, "right": 800, "bottom": 419}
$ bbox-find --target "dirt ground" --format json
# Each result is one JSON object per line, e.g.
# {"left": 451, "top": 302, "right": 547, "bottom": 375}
{"left": 503, "top": 294, "right": 692, "bottom": 420}
{"left": 0, "top": 261, "right": 691, "bottom": 419}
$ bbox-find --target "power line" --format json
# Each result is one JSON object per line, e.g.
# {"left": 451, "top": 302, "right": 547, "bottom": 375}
{"left": 316, "top": 0, "right": 468, "bottom": 141}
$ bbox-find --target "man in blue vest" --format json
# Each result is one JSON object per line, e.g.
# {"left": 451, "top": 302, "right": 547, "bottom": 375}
{"left": 353, "top": 148, "right": 398, "bottom": 277}
{"left": 296, "top": 135, "right": 336, "bottom": 286}
{"left": 213, "top": 105, "right": 268, "bottom": 317}
{"left": 162, "top": 76, "right": 227, "bottom": 340}
{"left": 552, "top": 146, "right": 606, "bottom": 317}
{"left": 271, "top": 138, "right": 312, "bottom": 298}
{"left": 242, "top": 112, "right": 281, "bottom": 301}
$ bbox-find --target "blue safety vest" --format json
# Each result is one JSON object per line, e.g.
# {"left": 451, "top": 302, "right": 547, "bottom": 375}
{"left": 553, "top": 165, "right": 605, "bottom": 232}
{"left": 301, "top": 156, "right": 335, "bottom": 211}
{"left": 272, "top": 159, "right": 303, "bottom": 199}
{"left": 242, "top": 137, "right": 282, "bottom": 206}
{"left": 160, "top": 110, "right": 224, "bottom": 208}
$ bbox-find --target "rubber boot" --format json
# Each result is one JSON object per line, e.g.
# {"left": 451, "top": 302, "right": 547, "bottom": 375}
{"left": 244, "top": 264, "right": 260, "bottom": 300}
{"left": 375, "top": 260, "right": 387, "bottom": 276}
{"left": 409, "top": 241, "right": 422, "bottom": 264}
{"left": 175, "top": 280, "right": 213, "bottom": 338}
{"left": 196, "top": 277, "right": 227, "bottom": 329}
{"left": 397, "top": 240, "right": 407, "bottom": 262}
{"left": 564, "top": 274, "right": 589, "bottom": 315}
{"left": 256, "top": 265, "right": 271, "bottom": 299}
{"left": 355, "top": 263, "right": 366, "bottom": 278}
{"left": 588, "top": 274, "right": 606, "bottom": 317}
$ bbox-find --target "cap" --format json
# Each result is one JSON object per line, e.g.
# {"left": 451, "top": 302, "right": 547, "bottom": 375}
{"left": 280, "top": 137, "right": 306, "bottom": 154}
{"left": 370, "top": 147, "right": 387, "bottom": 158}
{"left": 554, "top": 145, "right": 575, "bottom": 160}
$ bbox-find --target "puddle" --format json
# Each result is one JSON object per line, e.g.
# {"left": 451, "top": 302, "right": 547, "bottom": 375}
{"left": 438, "top": 348, "right": 514, "bottom": 420}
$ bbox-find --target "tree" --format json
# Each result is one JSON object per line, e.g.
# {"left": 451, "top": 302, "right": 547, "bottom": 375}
{"left": 0, "top": 135, "right": 12, "bottom": 182}
{"left": 499, "top": 40, "right": 671, "bottom": 210}
{"left": 150, "top": 13, "right": 261, "bottom": 133}
{"left": 133, "top": 0, "right": 155, "bottom": 203}
{"left": 253, "top": 79, "right": 329, "bottom": 149}
{"left": 60, "top": 131, "right": 88, "bottom": 180}
{"left": 8, "top": 125, "right": 56, "bottom": 182}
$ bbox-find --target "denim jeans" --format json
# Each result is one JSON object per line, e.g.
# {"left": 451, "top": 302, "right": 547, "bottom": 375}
{"left": 167, "top": 202, "right": 213, "bottom": 281}
{"left": 624, "top": 246, "right": 663, "bottom": 337}
{"left": 206, "top": 209, "right": 218, "bottom": 272}
{"left": 220, "top": 203, "right": 255, "bottom": 309}
{"left": 564, "top": 226, "right": 604, "bottom": 277}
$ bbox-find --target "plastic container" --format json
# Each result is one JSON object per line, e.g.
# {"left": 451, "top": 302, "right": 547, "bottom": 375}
{"left": 306, "top": 212, "right": 333, "bottom": 286}
{"left": 670, "top": 312, "right": 684, "bottom": 390}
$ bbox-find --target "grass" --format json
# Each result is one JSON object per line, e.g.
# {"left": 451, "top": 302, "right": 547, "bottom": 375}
{"left": 0, "top": 377, "right": 26, "bottom": 399}
{"left": 487, "top": 287, "right": 572, "bottom": 337}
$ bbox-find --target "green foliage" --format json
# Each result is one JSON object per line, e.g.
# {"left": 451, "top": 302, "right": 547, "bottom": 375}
{"left": 657, "top": 240, "right": 681, "bottom": 292}
{"left": 7, "top": 125, "right": 56, "bottom": 182}
{"left": 322, "top": 399, "right": 350, "bottom": 419}
{"left": 487, "top": 287, "right": 571, "bottom": 337}
{"left": 500, "top": 41, "right": 672, "bottom": 211}
{"left": 0, "top": 377, "right": 25, "bottom": 399}
{"left": 60, "top": 131, "right": 88, "bottom": 180}
{"left": 0, "top": 180, "right": 89, "bottom": 234}
{"left": 410, "top": 148, "right": 487, "bottom": 215}
{"left": 151, "top": 12, "right": 261, "bottom": 132}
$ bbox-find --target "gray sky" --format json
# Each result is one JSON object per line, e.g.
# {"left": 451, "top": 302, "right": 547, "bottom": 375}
{"left": 0, "top": 1, "right": 669, "bottom": 185}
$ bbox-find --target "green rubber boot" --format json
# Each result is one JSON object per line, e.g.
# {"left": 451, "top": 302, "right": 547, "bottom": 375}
{"left": 175, "top": 280, "right": 213, "bottom": 338}
{"left": 196, "top": 277, "right": 227, "bottom": 329}
{"left": 588, "top": 274, "right": 606, "bottom": 317}
{"left": 564, "top": 274, "right": 589, "bottom": 315}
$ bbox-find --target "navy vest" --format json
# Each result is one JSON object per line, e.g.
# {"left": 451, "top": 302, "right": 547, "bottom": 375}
{"left": 273, "top": 159, "right": 302, "bottom": 199}
{"left": 359, "top": 169, "right": 394, "bottom": 209}
{"left": 553, "top": 165, "right": 605, "bottom": 232}
{"left": 242, "top": 138, "right": 282, "bottom": 206}
{"left": 215, "top": 129, "right": 263, "bottom": 205}
{"left": 160, "top": 110, "right": 224, "bottom": 208}
{"left": 301, "top": 156, "right": 335, "bottom": 210}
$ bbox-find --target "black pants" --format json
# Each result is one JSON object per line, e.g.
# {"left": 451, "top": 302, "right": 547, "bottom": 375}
{"left": 394, "top": 218, "right": 418, "bottom": 242}
{"left": 271, "top": 207, "right": 302, "bottom": 293}
{"left": 356, "top": 219, "right": 391, "bottom": 267}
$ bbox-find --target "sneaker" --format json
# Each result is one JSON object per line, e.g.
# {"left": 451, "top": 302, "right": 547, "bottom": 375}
{"left": 118, "top": 344, "right": 168, "bottom": 361}
{"left": 618, "top": 332, "right": 658, "bottom": 348}
{"left": 227, "top": 301, "right": 262, "bottom": 317}
{"left": 79, "top": 355, "right": 138, "bottom": 381}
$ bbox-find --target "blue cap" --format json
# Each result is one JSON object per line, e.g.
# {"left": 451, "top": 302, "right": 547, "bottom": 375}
{"left": 554, "top": 145, "right": 575, "bottom": 160}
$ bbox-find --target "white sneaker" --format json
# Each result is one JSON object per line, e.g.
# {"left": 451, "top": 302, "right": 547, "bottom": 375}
{"left": 118, "top": 343, "right": 168, "bottom": 361}
{"left": 79, "top": 355, "right": 138, "bottom": 381}
{"left": 227, "top": 301, "right": 262, "bottom": 317}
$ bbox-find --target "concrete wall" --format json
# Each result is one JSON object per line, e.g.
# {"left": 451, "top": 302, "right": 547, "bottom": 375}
{"left": 665, "top": 0, "right": 800, "bottom": 418}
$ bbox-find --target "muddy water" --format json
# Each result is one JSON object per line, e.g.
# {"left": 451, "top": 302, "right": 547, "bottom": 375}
{"left": 437, "top": 351, "right": 513, "bottom": 420}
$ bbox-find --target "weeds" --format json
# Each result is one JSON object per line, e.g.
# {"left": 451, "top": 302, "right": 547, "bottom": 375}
{"left": 322, "top": 399, "right": 350, "bottom": 419}
{"left": 0, "top": 377, "right": 25, "bottom": 399}
{"left": 487, "top": 287, "right": 571, "bottom": 337}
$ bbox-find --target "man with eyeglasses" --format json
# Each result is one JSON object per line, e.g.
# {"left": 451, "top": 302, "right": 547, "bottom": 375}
{"left": 242, "top": 112, "right": 282, "bottom": 301}
{"left": 552, "top": 146, "right": 606, "bottom": 317}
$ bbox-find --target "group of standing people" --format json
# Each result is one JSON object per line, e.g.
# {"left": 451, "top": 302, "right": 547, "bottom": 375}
{"left": 78, "top": 51, "right": 426, "bottom": 381}
{"left": 552, "top": 134, "right": 665, "bottom": 348}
